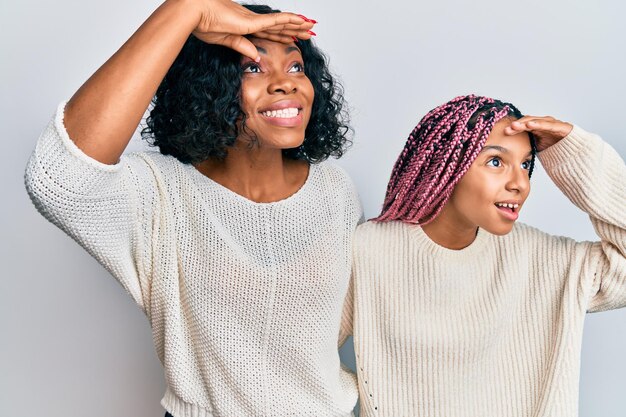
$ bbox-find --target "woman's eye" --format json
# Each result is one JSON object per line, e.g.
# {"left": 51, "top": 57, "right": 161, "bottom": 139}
{"left": 486, "top": 157, "right": 502, "bottom": 168}
{"left": 243, "top": 63, "right": 261, "bottom": 73}
{"left": 288, "top": 62, "right": 304, "bottom": 73}
{"left": 521, "top": 160, "right": 532, "bottom": 170}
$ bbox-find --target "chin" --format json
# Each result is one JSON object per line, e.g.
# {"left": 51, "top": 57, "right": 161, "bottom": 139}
{"left": 483, "top": 222, "right": 516, "bottom": 236}
{"left": 271, "top": 135, "right": 306, "bottom": 150}
{"left": 254, "top": 129, "right": 304, "bottom": 149}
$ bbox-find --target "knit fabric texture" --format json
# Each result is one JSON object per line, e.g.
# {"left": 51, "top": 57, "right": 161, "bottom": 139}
{"left": 25, "top": 102, "right": 362, "bottom": 417}
{"left": 342, "top": 126, "right": 626, "bottom": 417}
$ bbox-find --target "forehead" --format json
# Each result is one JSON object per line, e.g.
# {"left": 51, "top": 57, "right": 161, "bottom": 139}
{"left": 484, "top": 118, "right": 532, "bottom": 152}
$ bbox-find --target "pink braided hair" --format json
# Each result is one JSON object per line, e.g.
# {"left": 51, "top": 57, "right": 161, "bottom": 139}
{"left": 375, "top": 94, "right": 536, "bottom": 225}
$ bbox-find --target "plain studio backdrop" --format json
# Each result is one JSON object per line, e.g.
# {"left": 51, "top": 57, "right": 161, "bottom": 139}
{"left": 1, "top": 0, "right": 625, "bottom": 416}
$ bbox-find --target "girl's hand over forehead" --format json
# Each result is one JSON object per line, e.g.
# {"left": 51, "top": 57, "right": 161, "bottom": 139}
{"left": 190, "top": 0, "right": 315, "bottom": 61}
{"left": 503, "top": 115, "right": 573, "bottom": 152}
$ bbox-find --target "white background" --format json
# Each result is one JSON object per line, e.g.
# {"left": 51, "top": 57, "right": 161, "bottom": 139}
{"left": 1, "top": 0, "right": 625, "bottom": 416}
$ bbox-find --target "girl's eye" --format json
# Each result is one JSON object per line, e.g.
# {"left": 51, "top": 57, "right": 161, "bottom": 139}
{"left": 243, "top": 63, "right": 261, "bottom": 73}
{"left": 288, "top": 62, "right": 304, "bottom": 73}
{"left": 521, "top": 160, "right": 532, "bottom": 170}
{"left": 486, "top": 157, "right": 502, "bottom": 168}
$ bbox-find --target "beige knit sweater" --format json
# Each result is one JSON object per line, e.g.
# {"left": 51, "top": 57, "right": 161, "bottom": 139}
{"left": 342, "top": 126, "right": 626, "bottom": 417}
{"left": 25, "top": 103, "right": 362, "bottom": 417}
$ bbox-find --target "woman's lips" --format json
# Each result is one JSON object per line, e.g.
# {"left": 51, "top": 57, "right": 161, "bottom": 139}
{"left": 259, "top": 110, "right": 303, "bottom": 127}
{"left": 258, "top": 100, "right": 304, "bottom": 127}
{"left": 258, "top": 99, "right": 303, "bottom": 113}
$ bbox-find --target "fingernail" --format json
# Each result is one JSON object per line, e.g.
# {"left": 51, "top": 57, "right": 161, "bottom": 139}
{"left": 307, "top": 30, "right": 317, "bottom": 36}
{"left": 296, "top": 14, "right": 317, "bottom": 24}
{"left": 255, "top": 56, "right": 261, "bottom": 63}
{"left": 291, "top": 36, "right": 298, "bottom": 42}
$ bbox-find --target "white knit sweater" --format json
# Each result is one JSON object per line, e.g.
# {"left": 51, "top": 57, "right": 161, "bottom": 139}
{"left": 343, "top": 126, "right": 626, "bottom": 417}
{"left": 25, "top": 103, "right": 362, "bottom": 417}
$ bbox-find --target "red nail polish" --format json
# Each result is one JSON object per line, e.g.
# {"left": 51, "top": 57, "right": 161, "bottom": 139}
{"left": 307, "top": 30, "right": 317, "bottom": 36}
{"left": 296, "top": 14, "right": 317, "bottom": 24}
{"left": 291, "top": 36, "right": 298, "bottom": 42}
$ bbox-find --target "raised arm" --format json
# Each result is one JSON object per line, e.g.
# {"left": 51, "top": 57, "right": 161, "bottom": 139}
{"left": 507, "top": 117, "right": 626, "bottom": 311}
{"left": 24, "top": 0, "right": 313, "bottom": 313}
{"left": 65, "top": 0, "right": 312, "bottom": 164}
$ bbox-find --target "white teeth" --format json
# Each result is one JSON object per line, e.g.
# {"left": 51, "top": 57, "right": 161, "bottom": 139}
{"left": 262, "top": 108, "right": 299, "bottom": 118}
{"left": 496, "top": 203, "right": 520, "bottom": 209}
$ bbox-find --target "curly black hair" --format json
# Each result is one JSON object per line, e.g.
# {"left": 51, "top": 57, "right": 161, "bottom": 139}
{"left": 141, "top": 4, "right": 351, "bottom": 164}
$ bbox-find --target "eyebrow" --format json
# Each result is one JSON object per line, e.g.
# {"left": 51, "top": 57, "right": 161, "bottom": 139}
{"left": 285, "top": 46, "right": 301, "bottom": 54}
{"left": 480, "top": 145, "right": 533, "bottom": 157}
{"left": 481, "top": 145, "right": 508, "bottom": 153}
{"left": 255, "top": 46, "right": 301, "bottom": 55}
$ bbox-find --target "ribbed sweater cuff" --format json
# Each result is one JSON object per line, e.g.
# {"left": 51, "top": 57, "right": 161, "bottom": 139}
{"left": 27, "top": 101, "right": 127, "bottom": 196}
{"left": 537, "top": 125, "right": 602, "bottom": 171}
{"left": 53, "top": 101, "right": 125, "bottom": 171}
{"left": 161, "top": 388, "right": 215, "bottom": 417}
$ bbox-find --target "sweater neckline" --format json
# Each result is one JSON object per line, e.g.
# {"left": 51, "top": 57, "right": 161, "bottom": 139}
{"left": 186, "top": 162, "right": 317, "bottom": 207}
{"left": 407, "top": 223, "right": 491, "bottom": 259}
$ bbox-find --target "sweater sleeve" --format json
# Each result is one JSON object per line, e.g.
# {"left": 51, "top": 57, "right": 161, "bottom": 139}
{"left": 326, "top": 164, "right": 363, "bottom": 348}
{"left": 24, "top": 102, "right": 160, "bottom": 314}
{"left": 538, "top": 125, "right": 626, "bottom": 312}
{"left": 338, "top": 272, "right": 354, "bottom": 347}
{"left": 338, "top": 216, "right": 364, "bottom": 348}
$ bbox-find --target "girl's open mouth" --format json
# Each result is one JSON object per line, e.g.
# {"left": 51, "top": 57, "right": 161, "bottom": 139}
{"left": 495, "top": 202, "right": 520, "bottom": 221}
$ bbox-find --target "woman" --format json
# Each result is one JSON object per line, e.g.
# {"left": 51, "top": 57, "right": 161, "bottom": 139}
{"left": 344, "top": 95, "right": 625, "bottom": 416}
{"left": 25, "top": 0, "right": 361, "bottom": 416}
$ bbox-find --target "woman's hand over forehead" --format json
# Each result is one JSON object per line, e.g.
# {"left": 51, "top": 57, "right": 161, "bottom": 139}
{"left": 190, "top": 0, "right": 316, "bottom": 61}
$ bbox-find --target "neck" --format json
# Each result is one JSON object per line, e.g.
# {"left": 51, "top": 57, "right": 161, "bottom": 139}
{"left": 420, "top": 206, "right": 478, "bottom": 250}
{"left": 193, "top": 140, "right": 308, "bottom": 203}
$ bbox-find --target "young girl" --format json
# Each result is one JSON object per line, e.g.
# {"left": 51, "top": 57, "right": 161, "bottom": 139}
{"left": 344, "top": 95, "right": 625, "bottom": 416}
{"left": 25, "top": 1, "right": 360, "bottom": 416}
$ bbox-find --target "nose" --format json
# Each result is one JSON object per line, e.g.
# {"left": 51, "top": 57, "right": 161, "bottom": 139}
{"left": 267, "top": 73, "right": 297, "bottom": 95}
{"left": 505, "top": 165, "right": 530, "bottom": 195}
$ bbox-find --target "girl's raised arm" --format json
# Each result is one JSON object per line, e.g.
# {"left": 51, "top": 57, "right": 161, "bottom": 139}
{"left": 509, "top": 118, "right": 626, "bottom": 311}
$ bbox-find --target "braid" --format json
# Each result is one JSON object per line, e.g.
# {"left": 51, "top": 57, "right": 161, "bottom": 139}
{"left": 375, "top": 94, "right": 536, "bottom": 225}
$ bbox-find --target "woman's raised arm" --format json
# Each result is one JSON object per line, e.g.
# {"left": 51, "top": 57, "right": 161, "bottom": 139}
{"left": 65, "top": 0, "right": 312, "bottom": 164}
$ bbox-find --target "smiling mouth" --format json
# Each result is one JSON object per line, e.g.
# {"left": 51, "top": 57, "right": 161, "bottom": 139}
{"left": 259, "top": 107, "right": 301, "bottom": 119}
{"left": 258, "top": 106, "right": 304, "bottom": 128}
